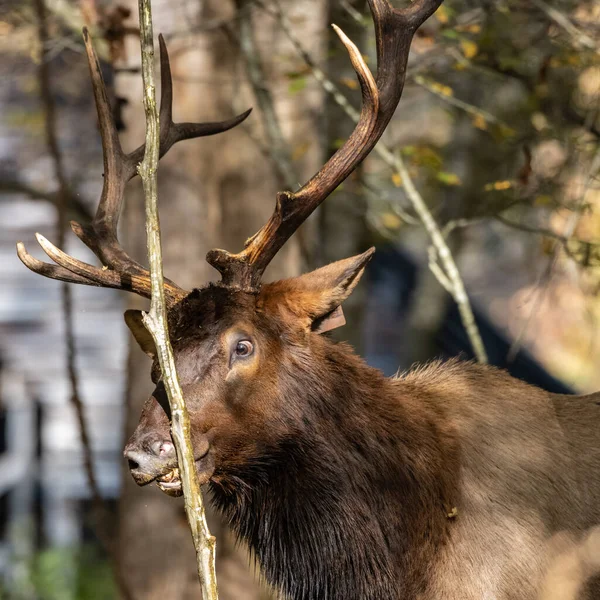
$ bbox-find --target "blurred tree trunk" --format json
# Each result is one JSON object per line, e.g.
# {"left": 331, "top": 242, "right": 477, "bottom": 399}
{"left": 320, "top": 0, "right": 370, "bottom": 352}
{"left": 115, "top": 1, "right": 325, "bottom": 598}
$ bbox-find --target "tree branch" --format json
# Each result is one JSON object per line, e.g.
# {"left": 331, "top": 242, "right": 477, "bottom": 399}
{"left": 135, "top": 1, "right": 218, "bottom": 597}
{"left": 530, "top": 0, "right": 596, "bottom": 50}
{"left": 390, "top": 151, "right": 488, "bottom": 363}
{"left": 494, "top": 214, "right": 600, "bottom": 247}
{"left": 232, "top": 0, "right": 297, "bottom": 191}
{"left": 413, "top": 74, "right": 506, "bottom": 127}
{"left": 222, "top": 1, "right": 315, "bottom": 267}
{"left": 0, "top": 177, "right": 94, "bottom": 223}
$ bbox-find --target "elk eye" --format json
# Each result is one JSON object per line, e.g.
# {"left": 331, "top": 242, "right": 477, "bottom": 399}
{"left": 234, "top": 340, "right": 253, "bottom": 358}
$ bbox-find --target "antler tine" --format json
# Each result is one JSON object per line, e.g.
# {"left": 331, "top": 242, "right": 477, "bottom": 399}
{"left": 18, "top": 29, "right": 251, "bottom": 306}
{"left": 17, "top": 237, "right": 187, "bottom": 303}
{"left": 207, "top": 0, "right": 443, "bottom": 291}
{"left": 126, "top": 35, "right": 253, "bottom": 173}
{"left": 72, "top": 27, "right": 148, "bottom": 277}
{"left": 34, "top": 234, "right": 186, "bottom": 301}
{"left": 17, "top": 242, "right": 106, "bottom": 286}
{"left": 75, "top": 31, "right": 251, "bottom": 277}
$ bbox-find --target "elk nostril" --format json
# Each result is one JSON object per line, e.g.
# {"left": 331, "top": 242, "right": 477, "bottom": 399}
{"left": 159, "top": 441, "right": 173, "bottom": 456}
{"left": 128, "top": 458, "right": 140, "bottom": 471}
{"left": 151, "top": 440, "right": 174, "bottom": 457}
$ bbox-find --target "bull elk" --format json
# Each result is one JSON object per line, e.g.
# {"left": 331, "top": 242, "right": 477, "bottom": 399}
{"left": 17, "top": 0, "right": 600, "bottom": 598}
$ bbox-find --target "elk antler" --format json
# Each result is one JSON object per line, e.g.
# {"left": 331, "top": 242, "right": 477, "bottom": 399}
{"left": 207, "top": 0, "right": 442, "bottom": 291}
{"left": 17, "top": 29, "right": 251, "bottom": 306}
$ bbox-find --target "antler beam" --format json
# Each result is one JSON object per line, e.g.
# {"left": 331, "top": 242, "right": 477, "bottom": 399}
{"left": 207, "top": 0, "right": 442, "bottom": 291}
{"left": 17, "top": 29, "right": 251, "bottom": 306}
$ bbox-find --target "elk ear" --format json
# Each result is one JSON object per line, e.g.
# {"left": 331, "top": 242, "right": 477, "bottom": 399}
{"left": 124, "top": 310, "right": 157, "bottom": 358}
{"left": 259, "top": 248, "right": 374, "bottom": 330}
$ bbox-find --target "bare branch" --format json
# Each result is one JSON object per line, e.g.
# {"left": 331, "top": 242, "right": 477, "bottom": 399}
{"left": 494, "top": 215, "right": 600, "bottom": 247}
{"left": 0, "top": 177, "right": 94, "bottom": 222}
{"left": 443, "top": 214, "right": 600, "bottom": 251}
{"left": 530, "top": 0, "right": 596, "bottom": 50}
{"left": 135, "top": 1, "right": 218, "bottom": 597}
{"left": 413, "top": 74, "right": 506, "bottom": 127}
{"left": 391, "top": 152, "right": 488, "bottom": 363}
{"left": 232, "top": 0, "right": 297, "bottom": 190}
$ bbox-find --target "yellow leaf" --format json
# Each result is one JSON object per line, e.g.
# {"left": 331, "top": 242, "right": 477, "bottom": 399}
{"left": 430, "top": 81, "right": 454, "bottom": 97}
{"left": 437, "top": 171, "right": 462, "bottom": 186}
{"left": 340, "top": 77, "right": 359, "bottom": 90}
{"left": 472, "top": 113, "right": 488, "bottom": 130}
{"left": 381, "top": 213, "right": 402, "bottom": 230}
{"left": 435, "top": 5, "right": 449, "bottom": 24}
{"left": 292, "top": 142, "right": 310, "bottom": 161}
{"left": 494, "top": 180, "right": 512, "bottom": 190}
{"left": 498, "top": 124, "right": 517, "bottom": 138}
{"left": 408, "top": 145, "right": 443, "bottom": 170}
{"left": 484, "top": 180, "right": 512, "bottom": 191}
{"left": 460, "top": 39, "right": 478, "bottom": 59}
{"left": 456, "top": 23, "right": 481, "bottom": 34}
{"left": 392, "top": 173, "right": 403, "bottom": 187}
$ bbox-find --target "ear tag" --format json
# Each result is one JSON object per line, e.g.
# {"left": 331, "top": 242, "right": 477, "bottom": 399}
{"left": 314, "top": 305, "right": 346, "bottom": 334}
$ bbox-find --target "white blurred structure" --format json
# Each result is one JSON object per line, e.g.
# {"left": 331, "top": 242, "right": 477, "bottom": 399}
{"left": 0, "top": 196, "right": 128, "bottom": 579}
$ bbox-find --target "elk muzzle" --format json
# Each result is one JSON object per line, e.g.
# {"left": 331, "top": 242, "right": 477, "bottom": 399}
{"left": 124, "top": 436, "right": 176, "bottom": 480}
{"left": 124, "top": 434, "right": 214, "bottom": 497}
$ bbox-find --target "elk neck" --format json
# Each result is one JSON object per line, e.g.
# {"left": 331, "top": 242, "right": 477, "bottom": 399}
{"left": 209, "top": 335, "right": 461, "bottom": 600}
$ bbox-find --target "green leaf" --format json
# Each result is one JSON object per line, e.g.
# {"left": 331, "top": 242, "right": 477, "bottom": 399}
{"left": 288, "top": 77, "right": 307, "bottom": 94}
{"left": 436, "top": 171, "right": 462, "bottom": 186}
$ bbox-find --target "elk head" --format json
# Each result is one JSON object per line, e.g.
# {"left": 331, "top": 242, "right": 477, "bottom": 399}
{"left": 17, "top": 0, "right": 442, "bottom": 496}
{"left": 122, "top": 250, "right": 374, "bottom": 495}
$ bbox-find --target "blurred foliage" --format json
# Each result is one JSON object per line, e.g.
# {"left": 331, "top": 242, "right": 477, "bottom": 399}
{"left": 1, "top": 545, "right": 115, "bottom": 600}
{"left": 320, "top": 0, "right": 600, "bottom": 386}
{"left": 364, "top": 0, "right": 599, "bottom": 223}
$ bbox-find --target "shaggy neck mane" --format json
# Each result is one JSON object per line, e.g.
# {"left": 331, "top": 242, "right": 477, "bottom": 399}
{"left": 209, "top": 337, "right": 460, "bottom": 600}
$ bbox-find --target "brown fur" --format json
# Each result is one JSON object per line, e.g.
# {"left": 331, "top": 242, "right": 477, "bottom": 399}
{"left": 124, "top": 255, "right": 600, "bottom": 600}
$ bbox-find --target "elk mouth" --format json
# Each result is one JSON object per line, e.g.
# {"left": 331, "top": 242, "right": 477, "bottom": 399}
{"left": 156, "top": 468, "right": 183, "bottom": 497}
{"left": 154, "top": 452, "right": 215, "bottom": 497}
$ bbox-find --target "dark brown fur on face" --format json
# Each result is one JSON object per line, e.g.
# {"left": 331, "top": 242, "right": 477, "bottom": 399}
{"left": 124, "top": 254, "right": 600, "bottom": 600}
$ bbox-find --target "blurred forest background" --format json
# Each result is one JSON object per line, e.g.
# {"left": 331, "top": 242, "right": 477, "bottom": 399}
{"left": 0, "top": 0, "right": 599, "bottom": 597}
